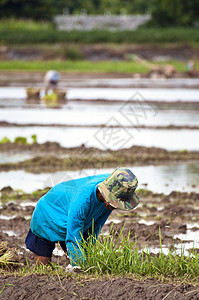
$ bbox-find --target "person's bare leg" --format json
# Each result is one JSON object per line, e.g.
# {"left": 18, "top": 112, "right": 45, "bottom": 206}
{"left": 34, "top": 254, "right": 51, "bottom": 265}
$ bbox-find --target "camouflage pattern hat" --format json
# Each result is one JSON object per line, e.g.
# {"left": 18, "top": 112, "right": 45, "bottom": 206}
{"left": 97, "top": 167, "right": 140, "bottom": 210}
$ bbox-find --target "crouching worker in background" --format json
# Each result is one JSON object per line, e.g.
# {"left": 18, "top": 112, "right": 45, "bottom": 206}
{"left": 25, "top": 167, "right": 140, "bottom": 269}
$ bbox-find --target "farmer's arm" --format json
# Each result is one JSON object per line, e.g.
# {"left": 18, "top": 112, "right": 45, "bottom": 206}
{"left": 66, "top": 204, "right": 89, "bottom": 266}
{"left": 83, "top": 210, "right": 111, "bottom": 241}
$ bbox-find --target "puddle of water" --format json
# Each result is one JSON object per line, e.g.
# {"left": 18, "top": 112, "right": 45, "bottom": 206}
{"left": 155, "top": 229, "right": 199, "bottom": 256}
{"left": 0, "top": 170, "right": 48, "bottom": 193}
{"left": 143, "top": 246, "right": 171, "bottom": 256}
{"left": 0, "top": 99, "right": 25, "bottom": 107}
{"left": 174, "top": 231, "right": 199, "bottom": 244}
{"left": 0, "top": 126, "right": 198, "bottom": 151}
{"left": 0, "top": 87, "right": 26, "bottom": 99}
{"left": 68, "top": 87, "right": 199, "bottom": 102}
{"left": 138, "top": 220, "right": 155, "bottom": 226}
{"left": 187, "top": 223, "right": 199, "bottom": 230}
{"left": 0, "top": 152, "right": 32, "bottom": 164}
{"left": 1, "top": 87, "right": 199, "bottom": 102}
{"left": 68, "top": 78, "right": 199, "bottom": 88}
{"left": 53, "top": 246, "right": 65, "bottom": 256}
{"left": 20, "top": 202, "right": 36, "bottom": 208}
{"left": 144, "top": 242, "right": 199, "bottom": 257}
{"left": 0, "top": 215, "right": 17, "bottom": 220}
{"left": 106, "top": 218, "right": 122, "bottom": 225}
{"left": 2, "top": 230, "right": 17, "bottom": 237}
{"left": 1, "top": 104, "right": 199, "bottom": 127}
{"left": 0, "top": 163, "right": 198, "bottom": 194}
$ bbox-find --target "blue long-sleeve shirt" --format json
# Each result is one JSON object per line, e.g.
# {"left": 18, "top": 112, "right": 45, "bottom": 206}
{"left": 30, "top": 174, "right": 112, "bottom": 265}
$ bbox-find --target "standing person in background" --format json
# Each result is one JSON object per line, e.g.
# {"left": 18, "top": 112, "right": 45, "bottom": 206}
{"left": 44, "top": 70, "right": 60, "bottom": 94}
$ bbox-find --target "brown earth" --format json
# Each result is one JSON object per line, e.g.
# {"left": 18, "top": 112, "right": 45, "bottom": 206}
{"left": 1, "top": 274, "right": 199, "bottom": 300}
{"left": 0, "top": 143, "right": 198, "bottom": 173}
{"left": 1, "top": 43, "right": 199, "bottom": 62}
{"left": 0, "top": 188, "right": 199, "bottom": 299}
{"left": 0, "top": 71, "right": 199, "bottom": 90}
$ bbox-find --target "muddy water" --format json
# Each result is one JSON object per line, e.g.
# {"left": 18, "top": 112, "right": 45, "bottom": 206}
{"left": 1, "top": 103, "right": 199, "bottom": 127}
{"left": 0, "top": 86, "right": 199, "bottom": 102}
{"left": 0, "top": 152, "right": 32, "bottom": 163}
{"left": 0, "top": 163, "right": 198, "bottom": 194}
{"left": 1, "top": 126, "right": 198, "bottom": 150}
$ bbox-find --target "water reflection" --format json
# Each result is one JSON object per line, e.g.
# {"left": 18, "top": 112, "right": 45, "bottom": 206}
{"left": 0, "top": 127, "right": 198, "bottom": 151}
{"left": 0, "top": 104, "right": 199, "bottom": 127}
{"left": 0, "top": 163, "right": 198, "bottom": 194}
{"left": 0, "top": 152, "right": 32, "bottom": 163}
{"left": 0, "top": 87, "right": 199, "bottom": 102}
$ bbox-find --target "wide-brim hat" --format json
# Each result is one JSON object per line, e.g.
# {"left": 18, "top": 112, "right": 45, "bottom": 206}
{"left": 97, "top": 167, "right": 140, "bottom": 210}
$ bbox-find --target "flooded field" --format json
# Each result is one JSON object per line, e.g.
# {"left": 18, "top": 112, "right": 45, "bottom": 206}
{"left": 0, "top": 162, "right": 198, "bottom": 194}
{"left": 0, "top": 74, "right": 199, "bottom": 299}
{"left": 1, "top": 86, "right": 199, "bottom": 102}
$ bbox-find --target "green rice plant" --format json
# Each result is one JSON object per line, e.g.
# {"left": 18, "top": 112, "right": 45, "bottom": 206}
{"left": 0, "top": 135, "right": 38, "bottom": 145}
{"left": 75, "top": 226, "right": 199, "bottom": 280}
{"left": 42, "top": 92, "right": 58, "bottom": 107}
{"left": 31, "top": 134, "right": 37, "bottom": 144}
{"left": 14, "top": 136, "right": 27, "bottom": 144}
{"left": 0, "top": 284, "right": 15, "bottom": 296}
{"left": 0, "top": 137, "right": 11, "bottom": 144}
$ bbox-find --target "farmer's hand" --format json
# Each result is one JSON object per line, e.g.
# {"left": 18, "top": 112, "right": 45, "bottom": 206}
{"left": 65, "top": 264, "right": 81, "bottom": 273}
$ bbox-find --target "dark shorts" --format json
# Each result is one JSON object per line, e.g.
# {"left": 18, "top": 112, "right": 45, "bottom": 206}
{"left": 25, "top": 229, "right": 66, "bottom": 257}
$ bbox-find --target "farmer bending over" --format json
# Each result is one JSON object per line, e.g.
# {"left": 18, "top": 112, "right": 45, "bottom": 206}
{"left": 25, "top": 167, "right": 140, "bottom": 267}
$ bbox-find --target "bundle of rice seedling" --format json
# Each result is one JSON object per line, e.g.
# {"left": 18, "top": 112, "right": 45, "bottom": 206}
{"left": 26, "top": 88, "right": 41, "bottom": 100}
{"left": 0, "top": 242, "right": 22, "bottom": 268}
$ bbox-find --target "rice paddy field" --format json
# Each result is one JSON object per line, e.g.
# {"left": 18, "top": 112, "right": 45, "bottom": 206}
{"left": 0, "top": 71, "right": 199, "bottom": 299}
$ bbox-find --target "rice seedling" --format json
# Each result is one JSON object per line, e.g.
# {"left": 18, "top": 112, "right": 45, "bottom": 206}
{"left": 0, "top": 284, "right": 15, "bottom": 296}
{"left": 74, "top": 226, "right": 199, "bottom": 280}
{"left": 0, "top": 242, "right": 22, "bottom": 268}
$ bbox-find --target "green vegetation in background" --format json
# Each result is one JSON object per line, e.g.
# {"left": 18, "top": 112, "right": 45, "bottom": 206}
{"left": 150, "top": 0, "right": 199, "bottom": 27}
{"left": 0, "top": 18, "right": 54, "bottom": 31}
{"left": 0, "top": 135, "right": 37, "bottom": 145}
{"left": 1, "top": 26, "right": 199, "bottom": 44}
{"left": 0, "top": 60, "right": 149, "bottom": 73}
{"left": 0, "top": 0, "right": 150, "bottom": 20}
{"left": 0, "top": 0, "right": 198, "bottom": 27}
{"left": 0, "top": 59, "right": 198, "bottom": 73}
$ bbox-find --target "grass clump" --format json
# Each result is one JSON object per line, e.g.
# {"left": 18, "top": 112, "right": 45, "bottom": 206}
{"left": 76, "top": 227, "right": 199, "bottom": 280}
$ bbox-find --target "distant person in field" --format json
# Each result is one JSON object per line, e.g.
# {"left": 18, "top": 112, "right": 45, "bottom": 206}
{"left": 25, "top": 167, "right": 140, "bottom": 269}
{"left": 186, "top": 60, "right": 196, "bottom": 77}
{"left": 44, "top": 70, "right": 60, "bottom": 94}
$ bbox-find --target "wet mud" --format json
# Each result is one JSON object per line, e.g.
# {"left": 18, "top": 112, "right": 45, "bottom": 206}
{"left": 1, "top": 275, "right": 199, "bottom": 300}
{"left": 0, "top": 71, "right": 199, "bottom": 90}
{"left": 1, "top": 187, "right": 199, "bottom": 299}
{"left": 1, "top": 43, "right": 199, "bottom": 62}
{"left": 0, "top": 143, "right": 199, "bottom": 173}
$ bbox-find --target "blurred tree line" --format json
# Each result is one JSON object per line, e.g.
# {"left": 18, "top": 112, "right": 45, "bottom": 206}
{"left": 0, "top": 0, "right": 198, "bottom": 26}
